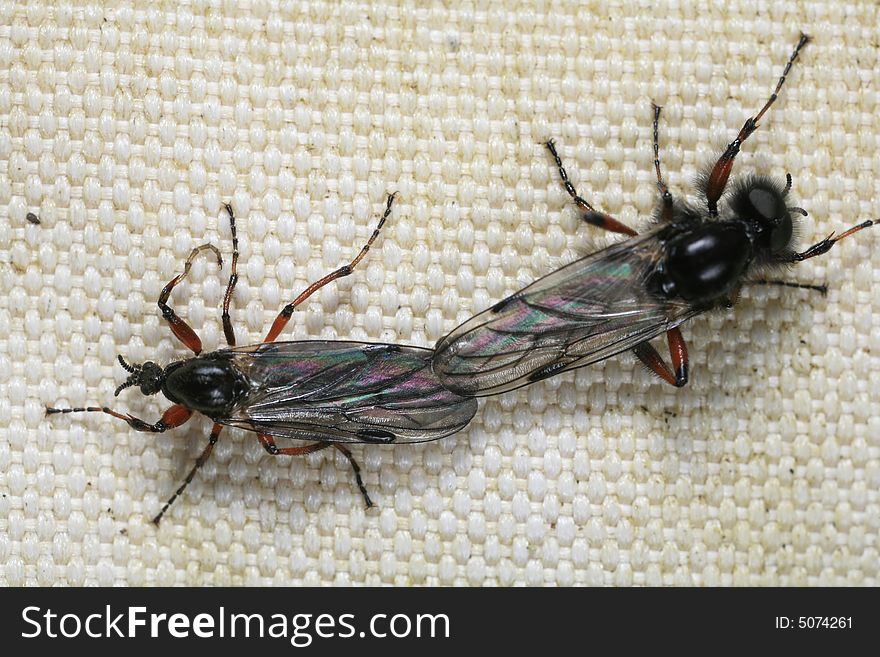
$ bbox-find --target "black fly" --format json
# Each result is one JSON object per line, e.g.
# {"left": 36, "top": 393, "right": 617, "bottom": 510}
{"left": 433, "top": 34, "right": 874, "bottom": 396}
{"left": 48, "top": 195, "right": 478, "bottom": 523}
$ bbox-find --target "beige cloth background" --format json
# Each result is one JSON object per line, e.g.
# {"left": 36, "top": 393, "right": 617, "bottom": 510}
{"left": 0, "top": 1, "right": 877, "bottom": 586}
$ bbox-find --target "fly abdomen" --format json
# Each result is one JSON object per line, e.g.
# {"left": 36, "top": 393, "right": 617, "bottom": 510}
{"left": 162, "top": 355, "right": 250, "bottom": 417}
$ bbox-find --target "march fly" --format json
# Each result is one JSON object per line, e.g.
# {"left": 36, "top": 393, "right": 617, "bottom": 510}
{"left": 433, "top": 34, "right": 874, "bottom": 396}
{"left": 48, "top": 195, "right": 478, "bottom": 523}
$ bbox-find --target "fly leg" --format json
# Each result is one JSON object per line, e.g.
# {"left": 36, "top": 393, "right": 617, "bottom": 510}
{"left": 257, "top": 434, "right": 330, "bottom": 457}
{"left": 652, "top": 103, "right": 675, "bottom": 222}
{"left": 787, "top": 220, "right": 874, "bottom": 262}
{"left": 153, "top": 422, "right": 224, "bottom": 525}
{"left": 258, "top": 435, "right": 374, "bottom": 508}
{"left": 332, "top": 444, "right": 374, "bottom": 508}
{"left": 158, "top": 242, "right": 223, "bottom": 355}
{"left": 46, "top": 403, "right": 194, "bottom": 432}
{"left": 703, "top": 34, "right": 811, "bottom": 216}
{"left": 745, "top": 218, "right": 875, "bottom": 293}
{"left": 221, "top": 203, "right": 240, "bottom": 346}
{"left": 725, "top": 285, "right": 742, "bottom": 308}
{"left": 727, "top": 279, "right": 827, "bottom": 307}
{"left": 632, "top": 327, "right": 689, "bottom": 388}
{"left": 750, "top": 279, "right": 828, "bottom": 295}
{"left": 46, "top": 402, "right": 204, "bottom": 523}
{"left": 263, "top": 193, "right": 396, "bottom": 343}
{"left": 545, "top": 139, "right": 638, "bottom": 237}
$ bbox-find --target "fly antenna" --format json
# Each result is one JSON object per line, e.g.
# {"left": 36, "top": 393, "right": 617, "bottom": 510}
{"left": 114, "top": 355, "right": 144, "bottom": 396}
{"left": 118, "top": 355, "right": 138, "bottom": 372}
{"left": 114, "top": 378, "right": 138, "bottom": 397}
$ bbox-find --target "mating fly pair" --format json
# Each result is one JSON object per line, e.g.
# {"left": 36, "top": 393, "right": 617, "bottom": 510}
{"left": 433, "top": 34, "right": 875, "bottom": 396}
{"left": 48, "top": 195, "right": 478, "bottom": 523}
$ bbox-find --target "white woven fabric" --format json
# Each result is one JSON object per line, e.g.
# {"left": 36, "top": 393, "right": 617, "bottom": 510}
{"left": 0, "top": 1, "right": 877, "bottom": 586}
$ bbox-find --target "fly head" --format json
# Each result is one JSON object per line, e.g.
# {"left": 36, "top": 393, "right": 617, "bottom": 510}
{"left": 115, "top": 355, "right": 166, "bottom": 397}
{"left": 728, "top": 174, "right": 801, "bottom": 258}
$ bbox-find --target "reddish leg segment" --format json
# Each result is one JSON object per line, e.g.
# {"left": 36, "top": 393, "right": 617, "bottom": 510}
{"left": 704, "top": 34, "right": 811, "bottom": 216}
{"left": 158, "top": 243, "right": 223, "bottom": 355}
{"left": 545, "top": 140, "right": 638, "bottom": 237}
{"left": 257, "top": 435, "right": 331, "bottom": 457}
{"left": 258, "top": 434, "right": 374, "bottom": 508}
{"left": 633, "top": 327, "right": 689, "bottom": 388}
{"left": 263, "top": 193, "right": 397, "bottom": 343}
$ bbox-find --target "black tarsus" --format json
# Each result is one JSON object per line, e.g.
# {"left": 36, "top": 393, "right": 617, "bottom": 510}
{"left": 752, "top": 279, "right": 828, "bottom": 295}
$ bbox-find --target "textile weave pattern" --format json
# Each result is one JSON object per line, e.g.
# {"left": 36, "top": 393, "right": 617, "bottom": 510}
{"left": 0, "top": 1, "right": 877, "bottom": 585}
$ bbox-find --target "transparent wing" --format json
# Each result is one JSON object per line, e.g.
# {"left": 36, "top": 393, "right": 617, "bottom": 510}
{"left": 221, "top": 341, "right": 478, "bottom": 444}
{"left": 433, "top": 226, "right": 700, "bottom": 395}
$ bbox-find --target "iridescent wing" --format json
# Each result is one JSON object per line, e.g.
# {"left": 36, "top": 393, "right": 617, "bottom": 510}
{"left": 432, "top": 226, "right": 701, "bottom": 395}
{"left": 222, "top": 341, "right": 478, "bottom": 444}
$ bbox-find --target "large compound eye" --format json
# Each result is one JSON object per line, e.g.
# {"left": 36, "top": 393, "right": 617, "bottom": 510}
{"left": 747, "top": 187, "right": 787, "bottom": 224}
{"left": 729, "top": 177, "right": 794, "bottom": 253}
{"left": 768, "top": 211, "right": 793, "bottom": 252}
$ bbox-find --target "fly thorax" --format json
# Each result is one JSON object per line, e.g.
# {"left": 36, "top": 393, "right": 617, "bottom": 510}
{"left": 658, "top": 222, "right": 754, "bottom": 303}
{"left": 161, "top": 355, "right": 250, "bottom": 417}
